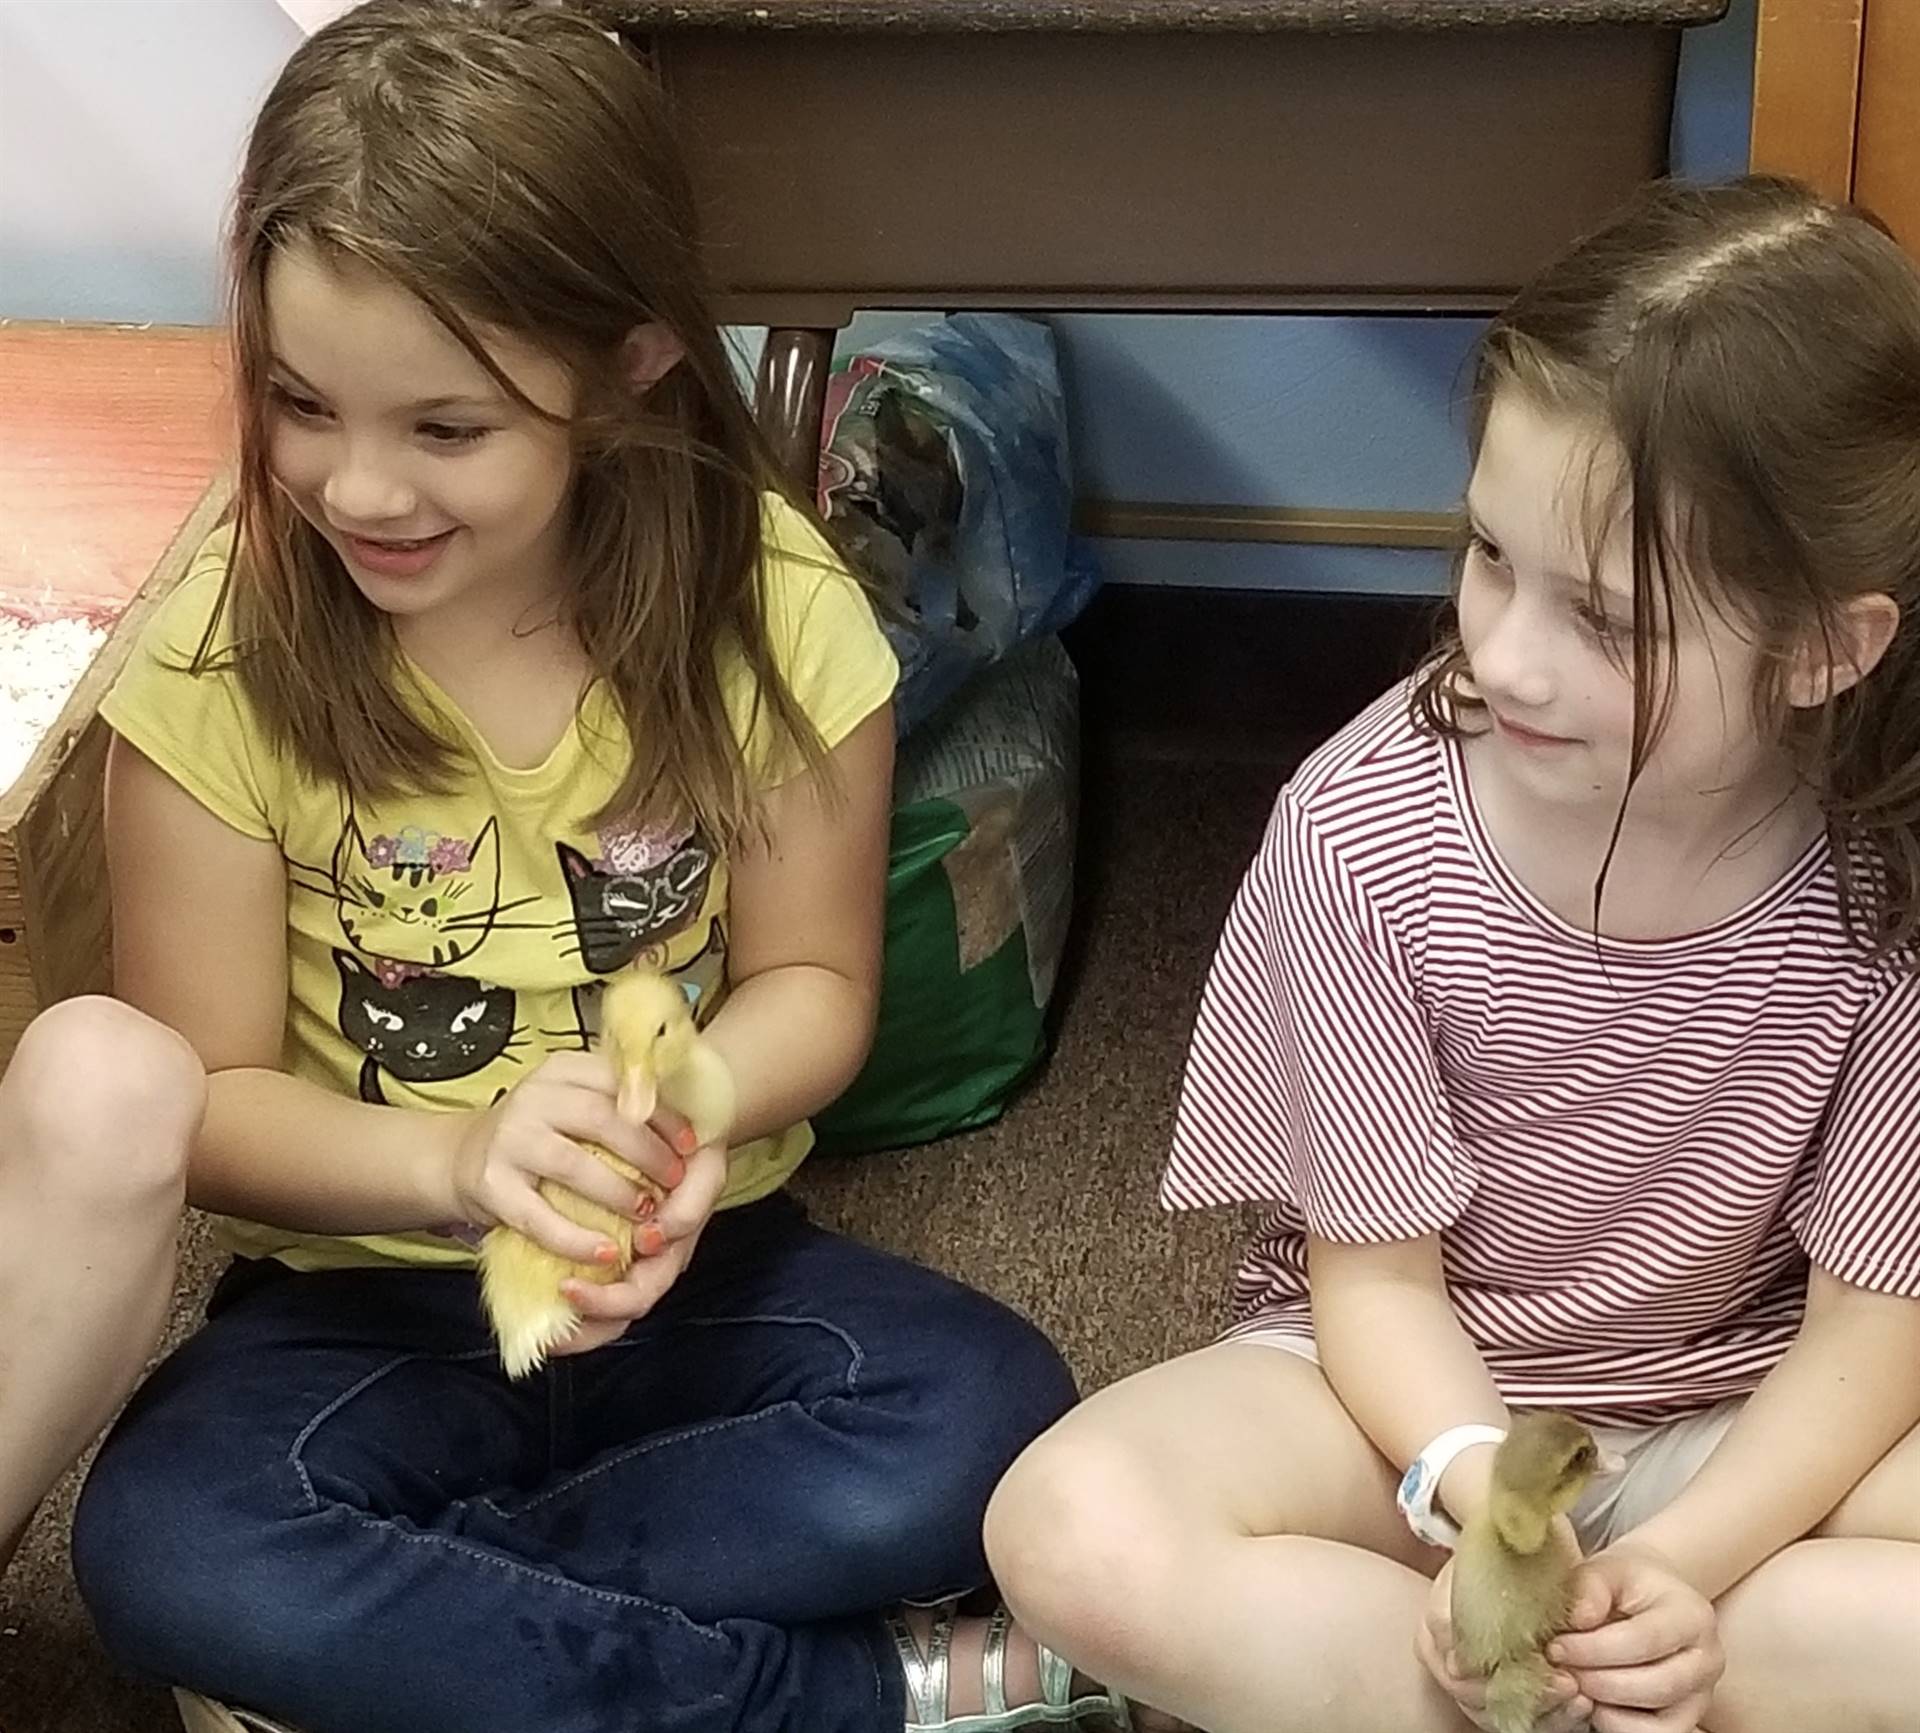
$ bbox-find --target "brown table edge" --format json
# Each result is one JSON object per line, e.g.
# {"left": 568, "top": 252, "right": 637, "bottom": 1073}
{"left": 598, "top": 0, "right": 1728, "bottom": 35}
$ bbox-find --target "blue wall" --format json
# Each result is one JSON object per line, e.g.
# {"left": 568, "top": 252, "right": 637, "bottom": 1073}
{"left": 1065, "top": 0, "right": 1755, "bottom": 593}
{"left": 0, "top": 2, "right": 302, "bottom": 325}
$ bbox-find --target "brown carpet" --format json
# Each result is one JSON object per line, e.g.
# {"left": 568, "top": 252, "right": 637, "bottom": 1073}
{"left": 0, "top": 749, "right": 1279, "bottom": 1733}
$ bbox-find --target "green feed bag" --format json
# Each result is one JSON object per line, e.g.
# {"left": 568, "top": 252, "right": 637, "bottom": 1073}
{"left": 812, "top": 637, "right": 1079, "bottom": 1154}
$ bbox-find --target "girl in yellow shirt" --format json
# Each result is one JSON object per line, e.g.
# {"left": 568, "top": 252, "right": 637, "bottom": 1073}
{"left": 70, "top": 6, "right": 1107, "bottom": 1730}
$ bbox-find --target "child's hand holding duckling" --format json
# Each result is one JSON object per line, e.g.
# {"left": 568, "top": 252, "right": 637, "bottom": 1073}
{"left": 542, "top": 972, "right": 735, "bottom": 1358}
{"left": 1545, "top": 1540, "right": 1723, "bottom": 1733}
{"left": 1419, "top": 1551, "right": 1595, "bottom": 1733}
{"left": 1417, "top": 1412, "right": 1618, "bottom": 1733}
{"left": 474, "top": 968, "right": 737, "bottom": 1371}
{"left": 447, "top": 1049, "right": 686, "bottom": 1274}
{"left": 1418, "top": 1416, "right": 1722, "bottom": 1733}
{"left": 550, "top": 1133, "right": 730, "bottom": 1357}
{"left": 1424, "top": 1537, "right": 1723, "bottom": 1733}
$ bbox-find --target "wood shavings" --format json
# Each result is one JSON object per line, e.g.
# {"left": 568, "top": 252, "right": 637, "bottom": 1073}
{"left": 0, "top": 599, "right": 117, "bottom": 797}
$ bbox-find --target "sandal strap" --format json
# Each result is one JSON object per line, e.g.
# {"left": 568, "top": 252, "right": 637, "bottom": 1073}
{"left": 172, "top": 1695, "right": 304, "bottom": 1733}
{"left": 1040, "top": 1639, "right": 1133, "bottom": 1729}
{"left": 888, "top": 1596, "right": 959, "bottom": 1725}
{"left": 891, "top": 1600, "right": 1137, "bottom": 1731}
{"left": 1037, "top": 1639, "right": 1075, "bottom": 1708}
{"left": 982, "top": 1603, "right": 1012, "bottom": 1714}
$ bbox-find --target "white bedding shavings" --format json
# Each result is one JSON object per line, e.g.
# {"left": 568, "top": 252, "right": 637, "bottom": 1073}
{"left": 0, "top": 609, "right": 114, "bottom": 798}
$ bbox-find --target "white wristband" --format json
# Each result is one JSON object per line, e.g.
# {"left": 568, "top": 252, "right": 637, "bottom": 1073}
{"left": 1396, "top": 1424, "right": 1507, "bottom": 1550}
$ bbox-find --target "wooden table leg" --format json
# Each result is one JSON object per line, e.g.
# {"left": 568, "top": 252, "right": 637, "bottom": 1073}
{"left": 755, "top": 327, "right": 835, "bottom": 493}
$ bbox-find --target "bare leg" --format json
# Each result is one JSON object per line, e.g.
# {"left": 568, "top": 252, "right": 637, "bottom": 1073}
{"left": 1707, "top": 1415, "right": 1920, "bottom": 1732}
{"left": 0, "top": 997, "right": 203, "bottom": 1571}
{"left": 982, "top": 1343, "right": 1481, "bottom": 1733}
{"left": 1707, "top": 1539, "right": 1920, "bottom": 1733}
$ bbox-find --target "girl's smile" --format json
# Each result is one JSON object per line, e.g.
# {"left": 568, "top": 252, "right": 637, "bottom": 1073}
{"left": 1486, "top": 707, "right": 1581, "bottom": 751}
{"left": 334, "top": 527, "right": 461, "bottom": 581}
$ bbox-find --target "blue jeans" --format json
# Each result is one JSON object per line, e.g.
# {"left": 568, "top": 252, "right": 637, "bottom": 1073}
{"left": 73, "top": 1193, "right": 1076, "bottom": 1733}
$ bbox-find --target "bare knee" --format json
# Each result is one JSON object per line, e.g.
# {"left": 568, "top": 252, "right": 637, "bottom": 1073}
{"left": 986, "top": 1423, "right": 1189, "bottom": 1678}
{"left": 4, "top": 997, "right": 204, "bottom": 1203}
{"left": 1713, "top": 1540, "right": 1920, "bottom": 1733}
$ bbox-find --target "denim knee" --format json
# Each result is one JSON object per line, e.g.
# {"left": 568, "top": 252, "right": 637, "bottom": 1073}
{"left": 931, "top": 1286, "right": 1078, "bottom": 1461}
{"left": 852, "top": 1286, "right": 1076, "bottom": 1573}
{"left": 73, "top": 1406, "right": 307, "bottom": 1689}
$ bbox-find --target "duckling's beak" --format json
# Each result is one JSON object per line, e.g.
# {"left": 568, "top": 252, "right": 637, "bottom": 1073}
{"left": 1595, "top": 1445, "right": 1628, "bottom": 1478}
{"left": 619, "top": 1067, "right": 658, "bottom": 1125}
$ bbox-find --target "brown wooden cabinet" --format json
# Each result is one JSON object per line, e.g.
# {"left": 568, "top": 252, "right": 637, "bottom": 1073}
{"left": 596, "top": 0, "right": 1726, "bottom": 480}
{"left": 1752, "top": 0, "right": 1920, "bottom": 249}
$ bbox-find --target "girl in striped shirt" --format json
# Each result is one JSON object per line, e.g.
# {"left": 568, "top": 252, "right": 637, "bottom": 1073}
{"left": 984, "top": 177, "right": 1920, "bottom": 1733}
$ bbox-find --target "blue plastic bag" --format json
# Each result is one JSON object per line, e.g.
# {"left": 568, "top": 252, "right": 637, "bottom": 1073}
{"left": 817, "top": 314, "right": 1101, "bottom": 736}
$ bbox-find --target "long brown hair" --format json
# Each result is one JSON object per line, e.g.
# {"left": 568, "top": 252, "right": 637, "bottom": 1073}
{"left": 205, "top": 0, "right": 836, "bottom": 851}
{"left": 1413, "top": 175, "right": 1920, "bottom": 954}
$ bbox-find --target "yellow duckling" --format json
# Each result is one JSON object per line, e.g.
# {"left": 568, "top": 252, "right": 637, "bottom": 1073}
{"left": 1451, "top": 1412, "right": 1617, "bottom": 1733}
{"left": 478, "top": 968, "right": 734, "bottom": 1378}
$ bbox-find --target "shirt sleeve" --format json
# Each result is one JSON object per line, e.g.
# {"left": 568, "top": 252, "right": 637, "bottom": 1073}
{"left": 1160, "top": 785, "right": 1473, "bottom": 1240}
{"left": 97, "top": 526, "right": 278, "bottom": 842}
{"left": 732, "top": 492, "right": 898, "bottom": 787}
{"left": 1797, "top": 965, "right": 1920, "bottom": 1296}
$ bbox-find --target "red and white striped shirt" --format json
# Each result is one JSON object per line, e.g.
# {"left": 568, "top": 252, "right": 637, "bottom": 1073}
{"left": 1164, "top": 685, "right": 1920, "bottom": 1424}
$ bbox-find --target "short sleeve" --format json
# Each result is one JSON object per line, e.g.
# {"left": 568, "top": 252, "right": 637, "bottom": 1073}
{"left": 98, "top": 526, "right": 278, "bottom": 842}
{"left": 1160, "top": 787, "right": 1473, "bottom": 1240}
{"left": 1797, "top": 966, "right": 1920, "bottom": 1296}
{"left": 731, "top": 493, "right": 897, "bottom": 786}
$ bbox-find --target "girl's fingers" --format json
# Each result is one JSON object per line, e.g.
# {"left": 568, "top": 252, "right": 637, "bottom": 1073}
{"left": 1540, "top": 1698, "right": 1596, "bottom": 1733}
{"left": 546, "top": 1314, "right": 628, "bottom": 1359}
{"left": 1562, "top": 1582, "right": 1613, "bottom": 1632}
{"left": 564, "top": 1244, "right": 683, "bottom": 1321}
{"left": 591, "top": 1099, "right": 684, "bottom": 1190}
{"left": 650, "top": 1143, "right": 727, "bottom": 1239}
{"left": 532, "top": 1134, "right": 649, "bottom": 1218}
{"left": 1590, "top": 1698, "right": 1713, "bottom": 1733}
{"left": 1412, "top": 1623, "right": 1487, "bottom": 1716}
{"left": 496, "top": 1184, "right": 618, "bottom": 1266}
{"left": 1438, "top": 1654, "right": 1490, "bottom": 1714}
{"left": 1574, "top": 1651, "right": 1715, "bottom": 1711}
{"left": 1450, "top": 1678, "right": 1490, "bottom": 1714}
{"left": 647, "top": 1103, "right": 697, "bottom": 1159}
{"left": 537, "top": 1086, "right": 682, "bottom": 1190}
{"left": 1551, "top": 1603, "right": 1701, "bottom": 1671}
{"left": 518, "top": 1058, "right": 684, "bottom": 1187}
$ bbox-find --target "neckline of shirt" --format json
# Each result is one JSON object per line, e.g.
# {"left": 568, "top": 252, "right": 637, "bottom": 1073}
{"left": 395, "top": 655, "right": 612, "bottom": 793}
{"left": 1438, "top": 731, "right": 1828, "bottom": 957}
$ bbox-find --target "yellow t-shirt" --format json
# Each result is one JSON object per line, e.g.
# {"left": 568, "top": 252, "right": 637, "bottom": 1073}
{"left": 102, "top": 493, "right": 896, "bottom": 1272}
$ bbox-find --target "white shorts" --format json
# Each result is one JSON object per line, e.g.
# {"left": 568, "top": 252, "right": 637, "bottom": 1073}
{"left": 1235, "top": 1329, "right": 1743, "bottom": 1553}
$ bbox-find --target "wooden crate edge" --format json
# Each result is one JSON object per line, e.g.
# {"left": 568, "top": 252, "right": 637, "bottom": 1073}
{"left": 0, "top": 471, "right": 233, "bottom": 832}
{"left": 7, "top": 472, "right": 233, "bottom": 1017}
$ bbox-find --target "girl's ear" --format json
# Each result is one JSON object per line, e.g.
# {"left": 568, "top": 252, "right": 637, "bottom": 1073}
{"left": 1786, "top": 592, "right": 1901, "bottom": 707}
{"left": 623, "top": 323, "right": 686, "bottom": 397}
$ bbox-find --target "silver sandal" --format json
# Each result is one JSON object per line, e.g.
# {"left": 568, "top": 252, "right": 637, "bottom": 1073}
{"left": 888, "top": 1596, "right": 1134, "bottom": 1731}
{"left": 173, "top": 1688, "right": 303, "bottom": 1733}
